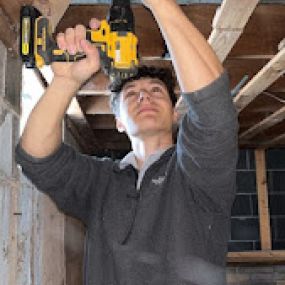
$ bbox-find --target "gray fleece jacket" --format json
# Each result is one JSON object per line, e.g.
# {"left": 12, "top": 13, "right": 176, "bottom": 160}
{"left": 16, "top": 71, "right": 238, "bottom": 285}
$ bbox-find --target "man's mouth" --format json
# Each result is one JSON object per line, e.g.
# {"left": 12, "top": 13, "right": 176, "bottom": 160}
{"left": 137, "top": 107, "right": 158, "bottom": 115}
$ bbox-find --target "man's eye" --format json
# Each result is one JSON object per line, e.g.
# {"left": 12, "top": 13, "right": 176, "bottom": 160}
{"left": 151, "top": 86, "right": 162, "bottom": 93}
{"left": 125, "top": 91, "right": 137, "bottom": 98}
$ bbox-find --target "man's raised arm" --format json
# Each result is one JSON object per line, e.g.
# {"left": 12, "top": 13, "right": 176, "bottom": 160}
{"left": 143, "top": 0, "right": 224, "bottom": 93}
{"left": 20, "top": 21, "right": 100, "bottom": 158}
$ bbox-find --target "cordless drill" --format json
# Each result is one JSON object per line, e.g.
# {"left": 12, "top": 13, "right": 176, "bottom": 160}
{"left": 20, "top": 0, "right": 139, "bottom": 80}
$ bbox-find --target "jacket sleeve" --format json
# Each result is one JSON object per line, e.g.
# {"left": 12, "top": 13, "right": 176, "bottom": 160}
{"left": 176, "top": 71, "right": 239, "bottom": 215}
{"left": 15, "top": 142, "right": 111, "bottom": 223}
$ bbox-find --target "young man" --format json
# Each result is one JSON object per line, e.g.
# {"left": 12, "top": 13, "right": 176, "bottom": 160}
{"left": 16, "top": 0, "right": 238, "bottom": 284}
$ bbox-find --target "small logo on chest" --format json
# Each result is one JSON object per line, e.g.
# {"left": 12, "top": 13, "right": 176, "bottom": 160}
{"left": 151, "top": 176, "right": 165, "bottom": 185}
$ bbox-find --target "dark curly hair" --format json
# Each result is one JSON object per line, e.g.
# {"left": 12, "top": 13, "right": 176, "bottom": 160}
{"left": 109, "top": 65, "right": 177, "bottom": 117}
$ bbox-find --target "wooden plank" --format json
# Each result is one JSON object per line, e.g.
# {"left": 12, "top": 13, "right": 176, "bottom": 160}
{"left": 39, "top": 193, "right": 66, "bottom": 285}
{"left": 255, "top": 149, "right": 272, "bottom": 251}
{"left": 212, "top": 0, "right": 259, "bottom": 30}
{"left": 239, "top": 106, "right": 285, "bottom": 140}
{"left": 234, "top": 46, "right": 285, "bottom": 112}
{"left": 208, "top": 29, "right": 241, "bottom": 62}
{"left": 0, "top": 181, "right": 18, "bottom": 285}
{"left": 209, "top": 0, "right": 259, "bottom": 61}
{"left": 227, "top": 250, "right": 285, "bottom": 263}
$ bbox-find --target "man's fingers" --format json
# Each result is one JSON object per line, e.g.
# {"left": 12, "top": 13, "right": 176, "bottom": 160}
{"left": 80, "top": 39, "right": 98, "bottom": 58}
{"left": 89, "top": 18, "right": 101, "bottom": 30}
{"left": 75, "top": 24, "right": 86, "bottom": 53}
{"left": 56, "top": 32, "right": 66, "bottom": 51}
{"left": 65, "top": 28, "right": 76, "bottom": 55}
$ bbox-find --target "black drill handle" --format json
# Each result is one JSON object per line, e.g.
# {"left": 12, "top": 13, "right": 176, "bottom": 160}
{"left": 49, "top": 30, "right": 95, "bottom": 63}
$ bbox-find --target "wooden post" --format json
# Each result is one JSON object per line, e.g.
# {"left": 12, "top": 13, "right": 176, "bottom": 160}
{"left": 255, "top": 149, "right": 272, "bottom": 250}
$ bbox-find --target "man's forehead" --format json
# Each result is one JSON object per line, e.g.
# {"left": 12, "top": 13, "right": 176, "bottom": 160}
{"left": 122, "top": 77, "right": 166, "bottom": 90}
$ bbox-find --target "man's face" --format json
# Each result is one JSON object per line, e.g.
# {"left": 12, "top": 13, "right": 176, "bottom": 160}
{"left": 116, "top": 77, "right": 177, "bottom": 138}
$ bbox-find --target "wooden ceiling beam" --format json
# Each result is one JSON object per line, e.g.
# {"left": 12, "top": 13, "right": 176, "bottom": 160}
{"left": 239, "top": 105, "right": 285, "bottom": 140}
{"left": 208, "top": 0, "right": 259, "bottom": 62}
{"left": 58, "top": 5, "right": 285, "bottom": 58}
{"left": 234, "top": 44, "right": 285, "bottom": 112}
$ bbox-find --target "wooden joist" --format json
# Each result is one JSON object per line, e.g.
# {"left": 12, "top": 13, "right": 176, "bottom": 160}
{"left": 239, "top": 105, "right": 285, "bottom": 140}
{"left": 227, "top": 250, "right": 285, "bottom": 263}
{"left": 234, "top": 45, "right": 285, "bottom": 112}
{"left": 208, "top": 0, "right": 259, "bottom": 62}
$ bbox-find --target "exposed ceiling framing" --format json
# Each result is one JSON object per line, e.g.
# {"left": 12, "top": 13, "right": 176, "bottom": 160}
{"left": 0, "top": 0, "right": 284, "bottom": 153}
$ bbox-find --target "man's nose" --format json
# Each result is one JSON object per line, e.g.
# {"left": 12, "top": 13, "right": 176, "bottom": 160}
{"left": 138, "top": 89, "right": 151, "bottom": 103}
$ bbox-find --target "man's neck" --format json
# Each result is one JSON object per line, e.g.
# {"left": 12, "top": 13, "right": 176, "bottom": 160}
{"left": 130, "top": 134, "right": 174, "bottom": 170}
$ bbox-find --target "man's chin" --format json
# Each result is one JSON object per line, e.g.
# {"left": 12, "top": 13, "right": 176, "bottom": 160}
{"left": 129, "top": 126, "right": 170, "bottom": 139}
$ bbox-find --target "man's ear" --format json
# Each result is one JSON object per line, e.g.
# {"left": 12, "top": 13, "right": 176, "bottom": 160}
{"left": 116, "top": 117, "right": 126, "bottom": 133}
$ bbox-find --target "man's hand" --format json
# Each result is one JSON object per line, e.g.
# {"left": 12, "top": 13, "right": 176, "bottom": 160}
{"left": 52, "top": 18, "right": 101, "bottom": 86}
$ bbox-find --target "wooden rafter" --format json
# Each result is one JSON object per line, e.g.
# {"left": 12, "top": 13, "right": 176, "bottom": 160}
{"left": 208, "top": 0, "right": 259, "bottom": 62}
{"left": 239, "top": 105, "right": 285, "bottom": 140}
{"left": 234, "top": 45, "right": 285, "bottom": 112}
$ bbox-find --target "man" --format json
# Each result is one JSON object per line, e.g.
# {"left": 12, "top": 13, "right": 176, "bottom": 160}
{"left": 16, "top": 0, "right": 238, "bottom": 284}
